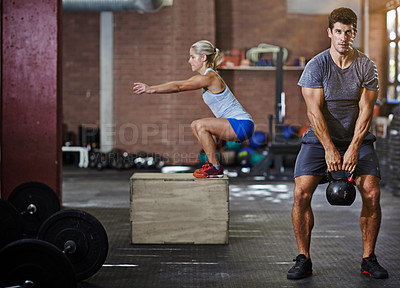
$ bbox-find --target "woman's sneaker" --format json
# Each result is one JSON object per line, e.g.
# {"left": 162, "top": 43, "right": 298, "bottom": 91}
{"left": 193, "top": 162, "right": 212, "bottom": 178}
{"left": 361, "top": 253, "right": 389, "bottom": 279}
{"left": 287, "top": 254, "right": 312, "bottom": 279}
{"left": 193, "top": 161, "right": 224, "bottom": 178}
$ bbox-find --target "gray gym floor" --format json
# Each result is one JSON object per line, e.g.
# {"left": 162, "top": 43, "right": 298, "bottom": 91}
{"left": 62, "top": 166, "right": 400, "bottom": 288}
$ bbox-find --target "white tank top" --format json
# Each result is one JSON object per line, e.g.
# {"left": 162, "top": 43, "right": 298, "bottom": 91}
{"left": 202, "top": 68, "right": 253, "bottom": 121}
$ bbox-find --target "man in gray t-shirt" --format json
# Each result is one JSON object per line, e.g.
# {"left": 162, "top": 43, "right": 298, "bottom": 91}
{"left": 287, "top": 7, "right": 388, "bottom": 280}
{"left": 298, "top": 48, "right": 378, "bottom": 145}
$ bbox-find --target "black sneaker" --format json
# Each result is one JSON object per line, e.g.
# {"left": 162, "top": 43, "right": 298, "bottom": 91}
{"left": 287, "top": 254, "right": 312, "bottom": 279}
{"left": 361, "top": 253, "right": 389, "bottom": 279}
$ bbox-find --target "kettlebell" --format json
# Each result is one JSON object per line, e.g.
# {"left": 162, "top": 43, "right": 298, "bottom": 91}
{"left": 326, "top": 171, "right": 356, "bottom": 206}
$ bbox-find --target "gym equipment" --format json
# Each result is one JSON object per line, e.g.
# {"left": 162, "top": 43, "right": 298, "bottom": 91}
{"left": 326, "top": 171, "right": 356, "bottom": 206}
{"left": 37, "top": 209, "right": 109, "bottom": 281}
{"left": 282, "top": 125, "right": 297, "bottom": 140}
{"left": 144, "top": 153, "right": 165, "bottom": 169}
{"left": 114, "top": 151, "right": 134, "bottom": 170}
{"left": 107, "top": 148, "right": 124, "bottom": 169}
{"left": 249, "top": 48, "right": 302, "bottom": 179}
{"left": 237, "top": 147, "right": 254, "bottom": 168}
{"left": 4, "top": 280, "right": 35, "bottom": 288}
{"left": 250, "top": 150, "right": 266, "bottom": 167}
{"left": 0, "top": 239, "right": 77, "bottom": 288}
{"left": 221, "top": 149, "right": 237, "bottom": 166}
{"left": 0, "top": 199, "right": 23, "bottom": 249}
{"left": 154, "top": 154, "right": 165, "bottom": 169}
{"left": 78, "top": 125, "right": 99, "bottom": 148}
{"left": 106, "top": 150, "right": 165, "bottom": 171}
{"left": 198, "top": 150, "right": 208, "bottom": 165}
{"left": 198, "top": 150, "right": 220, "bottom": 165}
{"left": 251, "top": 142, "right": 300, "bottom": 178}
{"left": 134, "top": 151, "right": 148, "bottom": 168}
{"left": 246, "top": 43, "right": 288, "bottom": 66}
{"left": 299, "top": 125, "right": 310, "bottom": 137}
{"left": 249, "top": 131, "right": 267, "bottom": 149}
{"left": 387, "top": 116, "right": 400, "bottom": 196}
{"left": 136, "top": 152, "right": 165, "bottom": 169}
{"left": 90, "top": 151, "right": 109, "bottom": 170}
{"left": 225, "top": 141, "right": 242, "bottom": 151}
{"left": 131, "top": 173, "right": 229, "bottom": 244}
{"left": 8, "top": 181, "right": 60, "bottom": 235}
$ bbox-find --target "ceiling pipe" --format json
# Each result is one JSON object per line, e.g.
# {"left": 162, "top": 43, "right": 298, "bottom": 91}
{"left": 62, "top": 0, "right": 173, "bottom": 12}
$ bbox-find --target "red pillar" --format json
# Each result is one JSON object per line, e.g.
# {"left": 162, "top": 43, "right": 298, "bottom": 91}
{"left": 1, "top": 0, "right": 62, "bottom": 201}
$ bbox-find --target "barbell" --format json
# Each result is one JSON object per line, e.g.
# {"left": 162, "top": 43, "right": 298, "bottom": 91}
{"left": 37, "top": 209, "right": 109, "bottom": 281}
{"left": 7, "top": 181, "right": 61, "bottom": 235}
{"left": 0, "top": 239, "right": 77, "bottom": 288}
{"left": 0, "top": 209, "right": 108, "bottom": 287}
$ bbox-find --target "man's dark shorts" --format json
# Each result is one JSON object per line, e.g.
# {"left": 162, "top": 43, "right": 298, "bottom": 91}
{"left": 294, "top": 143, "right": 381, "bottom": 179}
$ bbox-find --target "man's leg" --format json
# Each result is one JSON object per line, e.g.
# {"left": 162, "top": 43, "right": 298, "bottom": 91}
{"left": 292, "top": 175, "right": 322, "bottom": 258}
{"left": 287, "top": 175, "right": 322, "bottom": 279}
{"left": 356, "top": 174, "right": 388, "bottom": 279}
{"left": 356, "top": 175, "right": 381, "bottom": 258}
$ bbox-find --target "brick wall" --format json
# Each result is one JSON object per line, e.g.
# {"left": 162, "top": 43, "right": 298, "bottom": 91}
{"left": 63, "top": 12, "right": 100, "bottom": 145}
{"left": 62, "top": 0, "right": 388, "bottom": 165}
{"left": 215, "top": 0, "right": 330, "bottom": 144}
{"left": 369, "top": 2, "right": 388, "bottom": 102}
{"left": 113, "top": 0, "right": 215, "bottom": 164}
{"left": 216, "top": 0, "right": 329, "bottom": 64}
{"left": 219, "top": 69, "right": 306, "bottom": 134}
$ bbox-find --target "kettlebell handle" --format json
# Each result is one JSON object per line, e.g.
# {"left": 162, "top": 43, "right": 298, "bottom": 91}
{"left": 327, "top": 170, "right": 354, "bottom": 183}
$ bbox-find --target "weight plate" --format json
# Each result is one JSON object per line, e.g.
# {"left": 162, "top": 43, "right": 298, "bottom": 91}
{"left": 0, "top": 239, "right": 76, "bottom": 288}
{"left": 0, "top": 199, "right": 23, "bottom": 249}
{"left": 37, "top": 209, "right": 108, "bottom": 281}
{"left": 8, "top": 181, "right": 60, "bottom": 235}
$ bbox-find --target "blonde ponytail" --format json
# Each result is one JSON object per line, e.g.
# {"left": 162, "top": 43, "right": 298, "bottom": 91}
{"left": 191, "top": 40, "right": 223, "bottom": 70}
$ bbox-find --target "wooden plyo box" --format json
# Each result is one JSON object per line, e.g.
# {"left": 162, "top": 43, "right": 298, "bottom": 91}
{"left": 130, "top": 173, "right": 229, "bottom": 244}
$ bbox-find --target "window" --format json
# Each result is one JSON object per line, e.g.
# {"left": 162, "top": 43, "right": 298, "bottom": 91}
{"left": 387, "top": 6, "right": 400, "bottom": 103}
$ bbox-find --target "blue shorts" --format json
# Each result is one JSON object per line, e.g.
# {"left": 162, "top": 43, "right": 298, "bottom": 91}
{"left": 294, "top": 143, "right": 381, "bottom": 179}
{"left": 227, "top": 119, "right": 254, "bottom": 142}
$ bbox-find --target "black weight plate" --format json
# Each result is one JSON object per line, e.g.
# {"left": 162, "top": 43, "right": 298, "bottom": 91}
{"left": 8, "top": 181, "right": 60, "bottom": 235}
{"left": 0, "top": 239, "right": 76, "bottom": 288}
{"left": 0, "top": 199, "right": 23, "bottom": 249}
{"left": 37, "top": 209, "right": 108, "bottom": 281}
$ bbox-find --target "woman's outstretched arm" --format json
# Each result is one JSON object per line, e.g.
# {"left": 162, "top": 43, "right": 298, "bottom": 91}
{"left": 133, "top": 75, "right": 210, "bottom": 95}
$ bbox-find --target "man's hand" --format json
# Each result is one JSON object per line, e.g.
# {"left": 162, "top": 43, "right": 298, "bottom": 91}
{"left": 341, "top": 146, "right": 359, "bottom": 174}
{"left": 325, "top": 147, "right": 342, "bottom": 172}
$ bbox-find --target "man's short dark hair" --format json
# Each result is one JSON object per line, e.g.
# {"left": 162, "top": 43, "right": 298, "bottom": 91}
{"left": 329, "top": 7, "right": 357, "bottom": 31}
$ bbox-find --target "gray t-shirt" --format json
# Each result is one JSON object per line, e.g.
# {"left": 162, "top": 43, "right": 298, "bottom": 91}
{"left": 298, "top": 48, "right": 379, "bottom": 146}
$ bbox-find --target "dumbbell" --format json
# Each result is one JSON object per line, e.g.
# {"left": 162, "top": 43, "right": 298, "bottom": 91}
{"left": 326, "top": 171, "right": 356, "bottom": 206}
{"left": 8, "top": 181, "right": 61, "bottom": 235}
{"left": 134, "top": 151, "right": 148, "bottom": 168}
{"left": 0, "top": 209, "right": 108, "bottom": 287}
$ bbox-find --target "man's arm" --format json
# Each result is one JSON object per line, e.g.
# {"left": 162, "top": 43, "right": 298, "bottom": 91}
{"left": 342, "top": 88, "right": 378, "bottom": 173}
{"left": 302, "top": 86, "right": 342, "bottom": 172}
